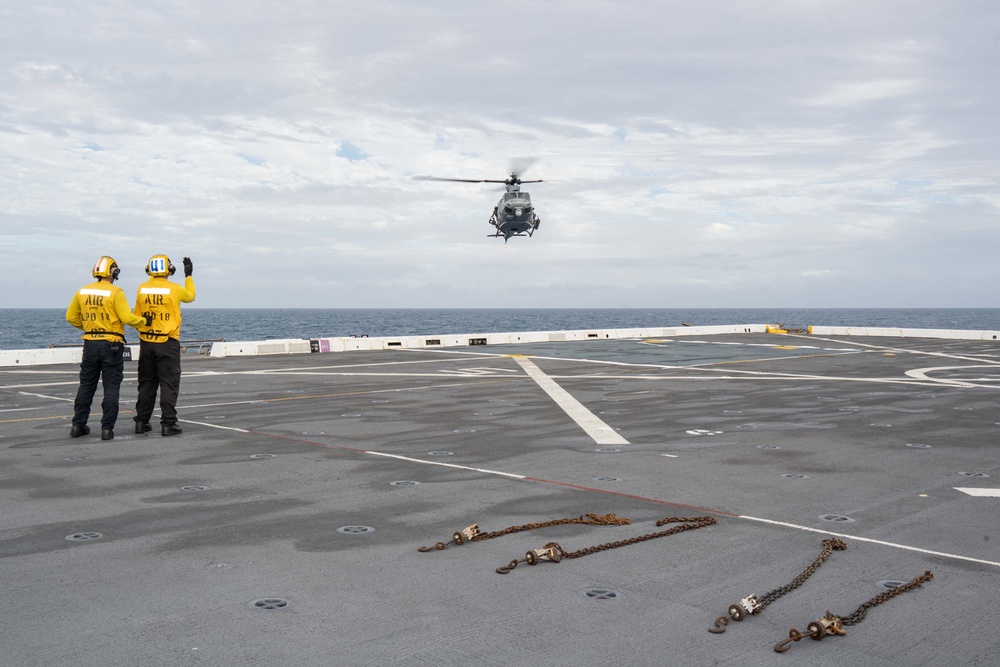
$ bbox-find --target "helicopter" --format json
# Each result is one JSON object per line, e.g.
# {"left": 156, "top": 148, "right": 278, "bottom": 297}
{"left": 415, "top": 170, "right": 543, "bottom": 242}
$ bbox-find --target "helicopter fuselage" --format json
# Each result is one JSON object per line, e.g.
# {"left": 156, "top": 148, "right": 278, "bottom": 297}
{"left": 490, "top": 184, "right": 540, "bottom": 240}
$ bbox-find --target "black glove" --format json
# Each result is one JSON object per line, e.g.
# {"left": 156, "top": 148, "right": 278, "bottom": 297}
{"left": 143, "top": 313, "right": 154, "bottom": 327}
{"left": 183, "top": 257, "right": 193, "bottom": 277}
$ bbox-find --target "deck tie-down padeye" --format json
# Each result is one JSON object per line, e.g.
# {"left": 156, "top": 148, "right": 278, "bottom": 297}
{"left": 708, "top": 538, "right": 848, "bottom": 633}
{"left": 496, "top": 515, "right": 716, "bottom": 574}
{"left": 773, "top": 569, "right": 933, "bottom": 653}
{"left": 417, "top": 512, "right": 631, "bottom": 552}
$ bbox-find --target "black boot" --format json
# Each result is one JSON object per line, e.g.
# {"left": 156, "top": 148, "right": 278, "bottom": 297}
{"left": 161, "top": 424, "right": 183, "bottom": 437}
{"left": 135, "top": 422, "right": 152, "bottom": 434}
{"left": 102, "top": 429, "right": 114, "bottom": 441}
{"left": 70, "top": 424, "right": 90, "bottom": 438}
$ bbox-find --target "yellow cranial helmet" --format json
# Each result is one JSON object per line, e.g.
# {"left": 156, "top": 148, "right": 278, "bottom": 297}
{"left": 146, "top": 254, "right": 175, "bottom": 277}
{"left": 92, "top": 256, "right": 120, "bottom": 280}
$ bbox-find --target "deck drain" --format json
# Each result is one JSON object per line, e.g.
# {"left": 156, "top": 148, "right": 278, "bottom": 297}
{"left": 959, "top": 472, "right": 990, "bottom": 478}
{"left": 66, "top": 532, "right": 103, "bottom": 541}
{"left": 301, "top": 431, "right": 325, "bottom": 436}
{"left": 206, "top": 562, "right": 234, "bottom": 571}
{"left": 579, "top": 588, "right": 621, "bottom": 601}
{"left": 181, "top": 485, "right": 210, "bottom": 491}
{"left": 592, "top": 476, "right": 622, "bottom": 482}
{"left": 819, "top": 514, "right": 855, "bottom": 523}
{"left": 723, "top": 410, "right": 744, "bottom": 414}
{"left": 905, "top": 443, "right": 932, "bottom": 449}
{"left": 63, "top": 456, "right": 89, "bottom": 461}
{"left": 427, "top": 451, "right": 454, "bottom": 456}
{"left": 337, "top": 525, "right": 375, "bottom": 535}
{"left": 250, "top": 453, "right": 276, "bottom": 459}
{"left": 250, "top": 598, "right": 290, "bottom": 610}
{"left": 877, "top": 580, "right": 909, "bottom": 590}
{"left": 473, "top": 412, "right": 494, "bottom": 416}
{"left": 203, "top": 415, "right": 227, "bottom": 420}
{"left": 452, "top": 428, "right": 476, "bottom": 433}
{"left": 371, "top": 399, "right": 390, "bottom": 403}
{"left": 782, "top": 474, "right": 809, "bottom": 479}
{"left": 756, "top": 445, "right": 782, "bottom": 450}
{"left": 389, "top": 480, "right": 420, "bottom": 486}
{"left": 595, "top": 447, "right": 622, "bottom": 453}
{"left": 340, "top": 413, "right": 362, "bottom": 417}
{"left": 870, "top": 423, "right": 893, "bottom": 428}
{"left": 599, "top": 410, "right": 621, "bottom": 415}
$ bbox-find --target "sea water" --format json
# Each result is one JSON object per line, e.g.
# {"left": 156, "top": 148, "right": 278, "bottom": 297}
{"left": 3, "top": 308, "right": 1000, "bottom": 351}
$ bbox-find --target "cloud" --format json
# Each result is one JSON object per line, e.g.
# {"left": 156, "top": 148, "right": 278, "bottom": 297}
{"left": 1, "top": 0, "right": 998, "bottom": 308}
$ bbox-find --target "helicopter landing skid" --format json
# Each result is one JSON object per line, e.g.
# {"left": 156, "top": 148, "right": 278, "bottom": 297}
{"left": 489, "top": 231, "right": 530, "bottom": 243}
{"left": 489, "top": 216, "right": 535, "bottom": 242}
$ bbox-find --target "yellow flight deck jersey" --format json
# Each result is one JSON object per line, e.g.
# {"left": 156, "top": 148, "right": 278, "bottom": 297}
{"left": 67, "top": 280, "right": 146, "bottom": 342}
{"left": 134, "top": 276, "right": 196, "bottom": 342}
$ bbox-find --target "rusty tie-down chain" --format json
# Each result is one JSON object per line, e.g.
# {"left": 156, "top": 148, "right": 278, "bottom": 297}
{"left": 773, "top": 569, "right": 933, "bottom": 653}
{"left": 708, "top": 538, "right": 848, "bottom": 633}
{"left": 496, "top": 515, "right": 716, "bottom": 574}
{"left": 417, "top": 513, "right": 632, "bottom": 552}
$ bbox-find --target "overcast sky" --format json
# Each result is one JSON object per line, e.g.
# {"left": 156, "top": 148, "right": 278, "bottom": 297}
{"left": 2, "top": 1, "right": 998, "bottom": 309}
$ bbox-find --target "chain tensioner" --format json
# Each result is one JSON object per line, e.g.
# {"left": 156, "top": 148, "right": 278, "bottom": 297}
{"left": 773, "top": 569, "right": 933, "bottom": 653}
{"left": 708, "top": 538, "right": 848, "bottom": 633}
{"left": 496, "top": 515, "right": 716, "bottom": 574}
{"left": 417, "top": 512, "right": 631, "bottom": 552}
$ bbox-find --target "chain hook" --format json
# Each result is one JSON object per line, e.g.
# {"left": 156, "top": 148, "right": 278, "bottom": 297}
{"left": 774, "top": 627, "right": 816, "bottom": 653}
{"left": 707, "top": 616, "right": 730, "bottom": 634}
{"left": 496, "top": 558, "right": 523, "bottom": 574}
{"left": 774, "top": 615, "right": 844, "bottom": 653}
{"left": 707, "top": 594, "right": 759, "bottom": 633}
{"left": 417, "top": 524, "right": 480, "bottom": 552}
{"left": 496, "top": 543, "right": 562, "bottom": 574}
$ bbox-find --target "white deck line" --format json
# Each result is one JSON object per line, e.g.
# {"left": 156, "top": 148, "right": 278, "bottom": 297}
{"left": 365, "top": 451, "right": 526, "bottom": 479}
{"left": 739, "top": 514, "right": 1000, "bottom": 568}
{"left": 513, "top": 355, "right": 629, "bottom": 446}
{"left": 954, "top": 487, "right": 1000, "bottom": 497}
{"left": 177, "top": 419, "right": 249, "bottom": 433}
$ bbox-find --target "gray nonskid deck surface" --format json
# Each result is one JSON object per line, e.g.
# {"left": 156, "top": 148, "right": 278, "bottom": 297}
{"left": 1, "top": 333, "right": 998, "bottom": 666}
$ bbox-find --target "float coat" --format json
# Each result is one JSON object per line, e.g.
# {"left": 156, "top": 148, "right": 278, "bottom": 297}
{"left": 134, "top": 276, "right": 196, "bottom": 342}
{"left": 67, "top": 280, "right": 146, "bottom": 342}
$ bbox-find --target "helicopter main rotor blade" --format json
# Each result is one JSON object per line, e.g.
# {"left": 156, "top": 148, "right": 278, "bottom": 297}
{"left": 413, "top": 176, "right": 493, "bottom": 183}
{"left": 413, "top": 175, "right": 542, "bottom": 184}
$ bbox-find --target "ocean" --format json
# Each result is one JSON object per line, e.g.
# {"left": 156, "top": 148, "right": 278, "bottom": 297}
{"left": 2, "top": 308, "right": 1000, "bottom": 351}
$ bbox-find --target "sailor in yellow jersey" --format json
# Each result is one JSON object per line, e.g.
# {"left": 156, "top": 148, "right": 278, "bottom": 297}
{"left": 133, "top": 254, "right": 196, "bottom": 437}
{"left": 66, "top": 256, "right": 150, "bottom": 441}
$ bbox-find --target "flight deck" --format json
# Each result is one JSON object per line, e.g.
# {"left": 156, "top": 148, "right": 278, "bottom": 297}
{"left": 1, "top": 329, "right": 998, "bottom": 666}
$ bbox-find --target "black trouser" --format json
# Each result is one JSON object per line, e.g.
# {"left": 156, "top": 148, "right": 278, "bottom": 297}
{"left": 135, "top": 338, "right": 182, "bottom": 426}
{"left": 73, "top": 339, "right": 125, "bottom": 430}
